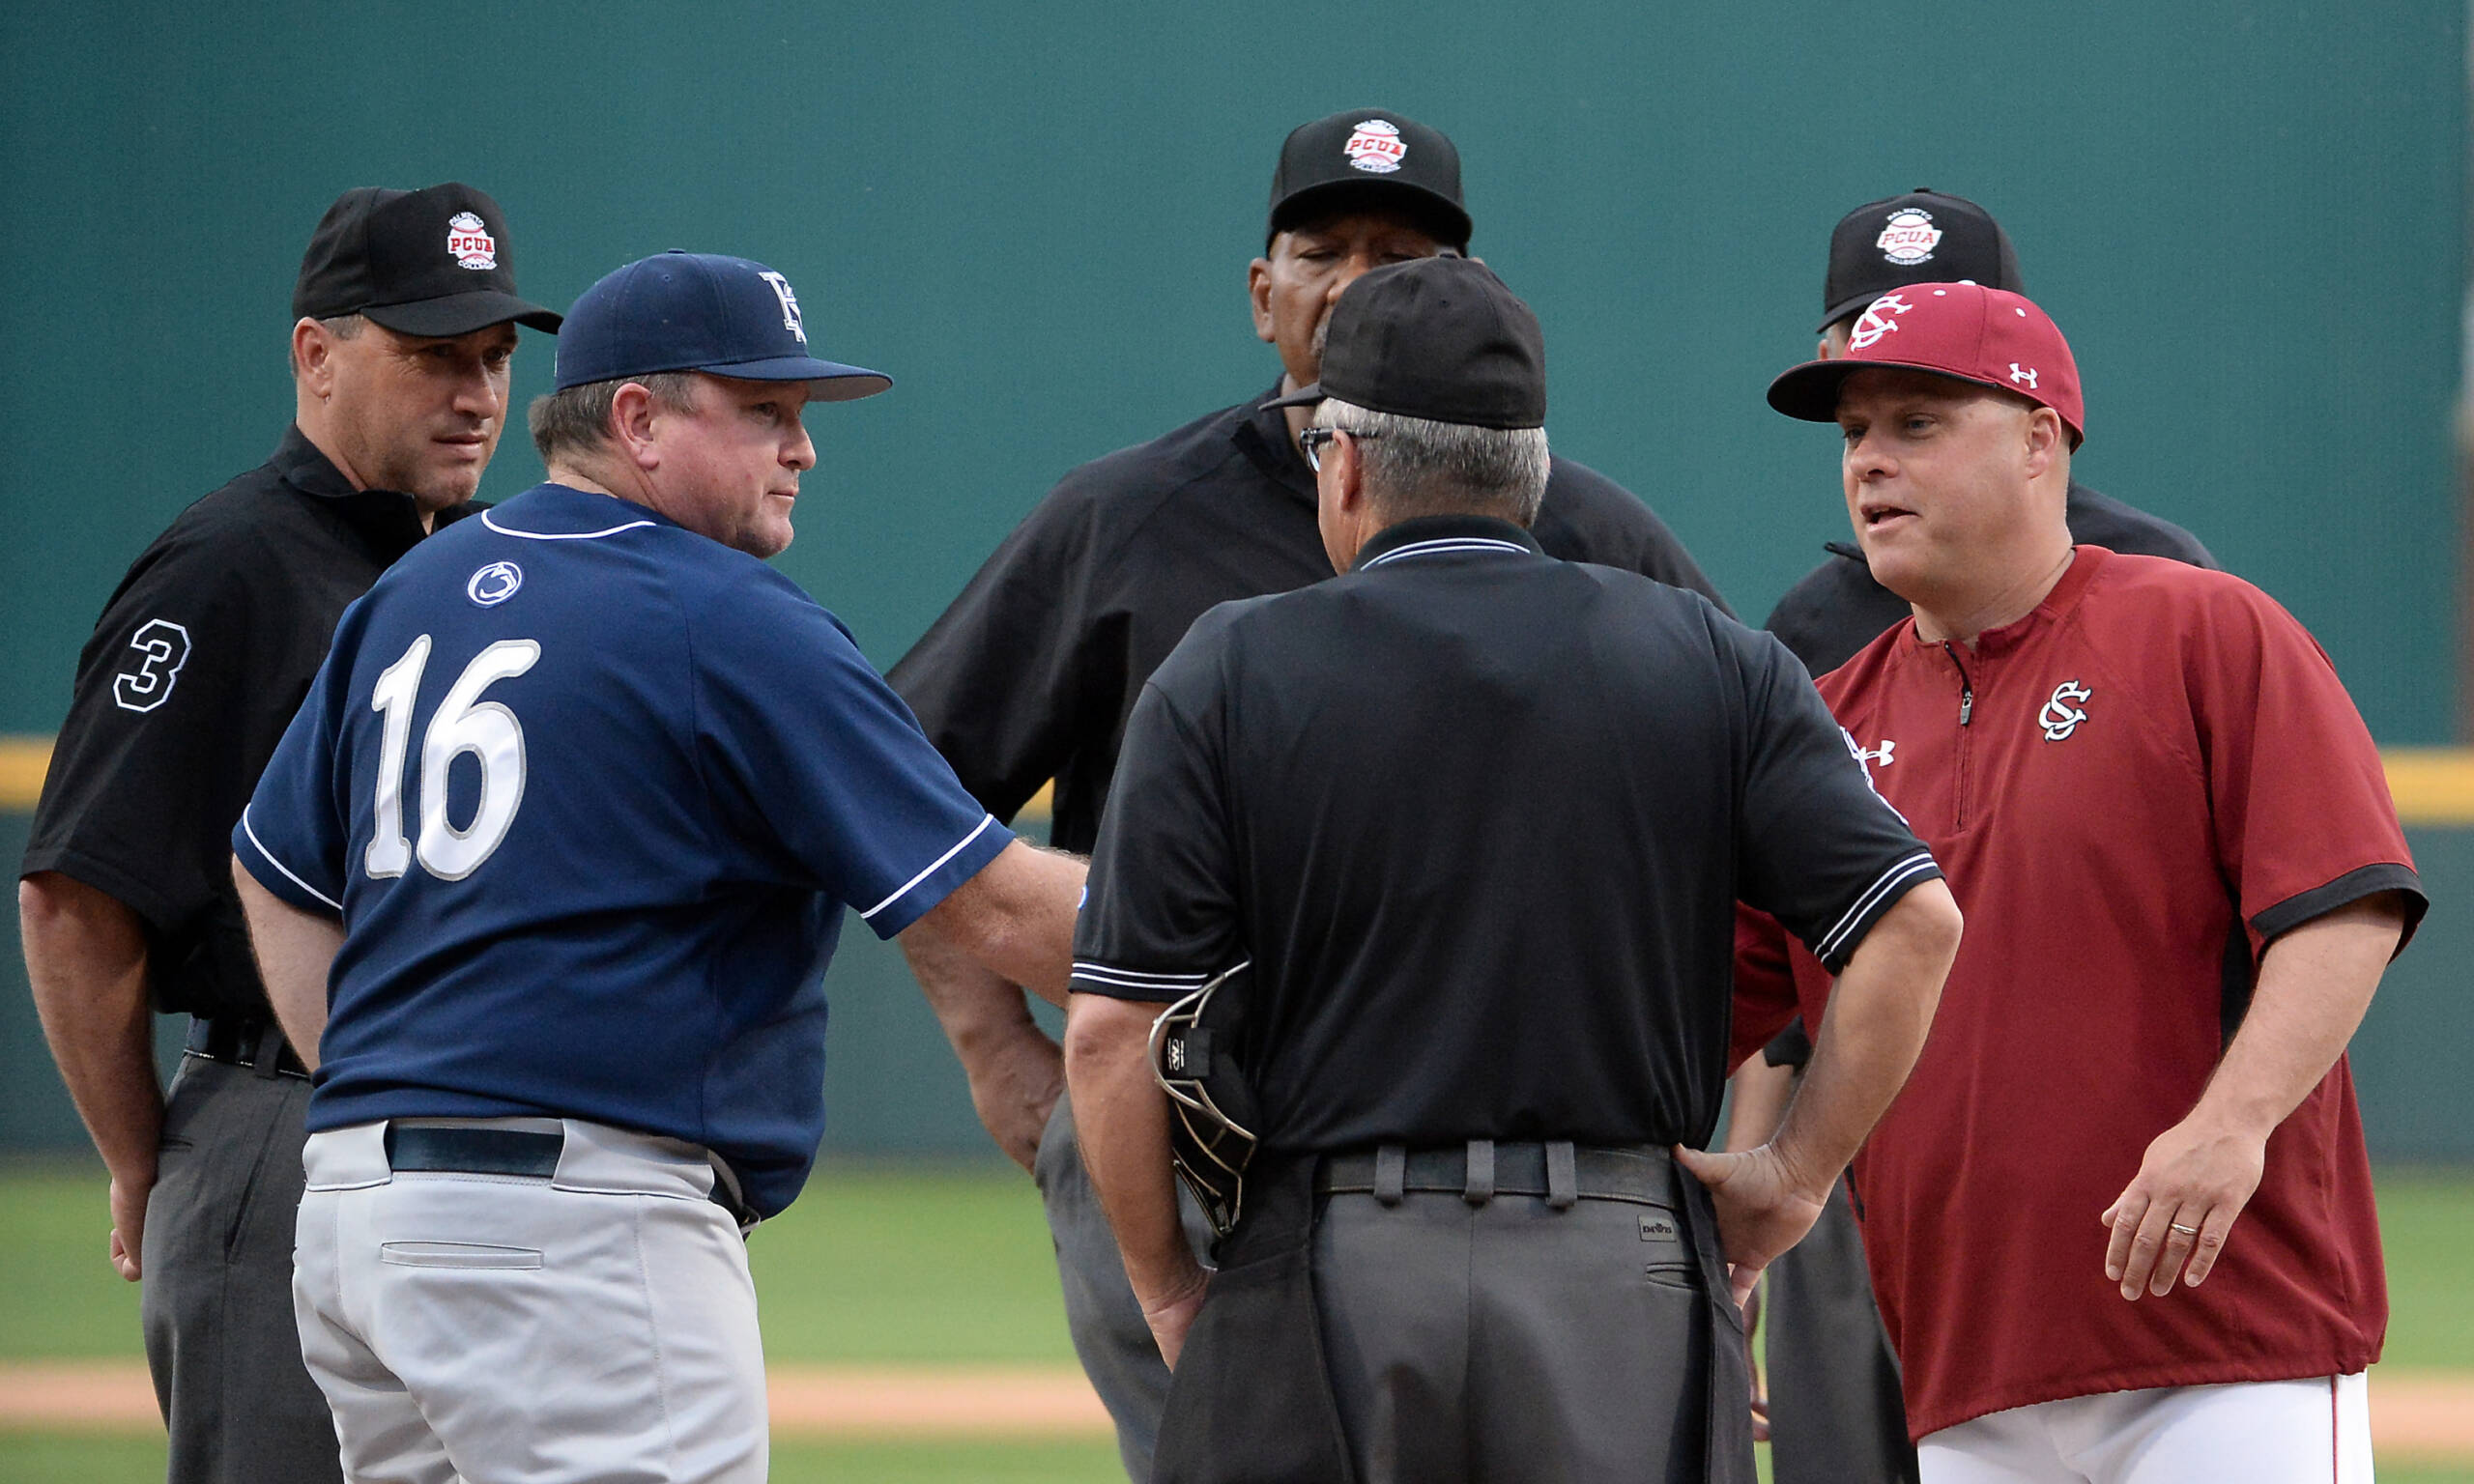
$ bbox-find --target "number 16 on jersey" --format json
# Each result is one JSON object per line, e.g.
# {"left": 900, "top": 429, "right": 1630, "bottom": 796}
{"left": 362, "top": 636, "right": 540, "bottom": 883}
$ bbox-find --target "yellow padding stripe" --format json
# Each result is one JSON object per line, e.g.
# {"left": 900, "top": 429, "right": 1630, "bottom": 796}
{"left": 5, "top": 738, "right": 2472, "bottom": 826}
{"left": 2382, "top": 748, "right": 2474, "bottom": 826}
{"left": 1, "top": 736, "right": 47, "bottom": 813}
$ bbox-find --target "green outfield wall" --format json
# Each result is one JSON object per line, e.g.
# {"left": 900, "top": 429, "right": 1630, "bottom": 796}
{"left": 0, "top": 2, "right": 2463, "bottom": 738}
{"left": 1, "top": 7, "right": 2467, "bottom": 1158}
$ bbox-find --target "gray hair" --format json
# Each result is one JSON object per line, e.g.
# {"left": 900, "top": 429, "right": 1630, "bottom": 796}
{"left": 528, "top": 372, "right": 702, "bottom": 466}
{"left": 1313, "top": 397, "right": 1549, "bottom": 526}
{"left": 288, "top": 313, "right": 365, "bottom": 376}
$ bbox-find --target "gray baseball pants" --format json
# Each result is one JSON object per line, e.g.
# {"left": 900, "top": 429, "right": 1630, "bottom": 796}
{"left": 1764, "top": 1179, "right": 1918, "bottom": 1484}
{"left": 294, "top": 1118, "right": 765, "bottom": 1484}
{"left": 142, "top": 1052, "right": 344, "bottom": 1484}
{"left": 1033, "top": 1091, "right": 1216, "bottom": 1483}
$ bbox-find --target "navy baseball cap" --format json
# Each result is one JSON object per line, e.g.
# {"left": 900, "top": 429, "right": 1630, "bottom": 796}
{"left": 553, "top": 251, "right": 891, "bottom": 400}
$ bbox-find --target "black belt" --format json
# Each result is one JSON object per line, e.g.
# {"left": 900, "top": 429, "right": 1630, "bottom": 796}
{"left": 382, "top": 1125, "right": 756, "bottom": 1229}
{"left": 1316, "top": 1140, "right": 1677, "bottom": 1211}
{"left": 185, "top": 1016, "right": 309, "bottom": 1080}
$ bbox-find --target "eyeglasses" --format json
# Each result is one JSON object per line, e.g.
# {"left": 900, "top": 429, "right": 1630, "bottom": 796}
{"left": 1298, "top": 425, "right": 1380, "bottom": 472}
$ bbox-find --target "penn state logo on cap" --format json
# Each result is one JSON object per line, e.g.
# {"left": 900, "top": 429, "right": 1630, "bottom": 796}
{"left": 446, "top": 212, "right": 498, "bottom": 271}
{"left": 758, "top": 271, "right": 807, "bottom": 345}
{"left": 1344, "top": 120, "right": 1406, "bottom": 174}
{"left": 1876, "top": 208, "right": 1942, "bottom": 267}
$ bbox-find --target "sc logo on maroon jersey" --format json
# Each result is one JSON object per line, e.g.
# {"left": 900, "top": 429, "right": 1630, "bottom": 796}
{"left": 2039, "top": 679, "right": 2092, "bottom": 742}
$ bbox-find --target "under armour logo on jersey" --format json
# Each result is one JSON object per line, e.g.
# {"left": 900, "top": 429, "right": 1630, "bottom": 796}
{"left": 1856, "top": 738, "right": 1896, "bottom": 768}
{"left": 1849, "top": 293, "right": 1914, "bottom": 350}
{"left": 466, "top": 561, "right": 523, "bottom": 607}
{"left": 2009, "top": 363, "right": 2039, "bottom": 388}
{"left": 112, "top": 618, "right": 191, "bottom": 712}
{"left": 2039, "top": 680, "right": 2092, "bottom": 741}
{"left": 758, "top": 271, "right": 808, "bottom": 344}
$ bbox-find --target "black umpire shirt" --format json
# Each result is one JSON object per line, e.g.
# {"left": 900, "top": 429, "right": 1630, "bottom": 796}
{"left": 1756, "top": 480, "right": 2216, "bottom": 1069}
{"left": 23, "top": 427, "right": 467, "bottom": 1021}
{"left": 1069, "top": 514, "right": 1940, "bottom": 1155}
{"left": 888, "top": 384, "right": 1729, "bottom": 854}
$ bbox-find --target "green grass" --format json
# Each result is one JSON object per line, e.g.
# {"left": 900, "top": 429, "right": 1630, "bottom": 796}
{"left": 0, "top": 1434, "right": 1134, "bottom": 1483}
{"left": 3, "top": 1160, "right": 2469, "bottom": 1484}
{"left": 747, "top": 1161, "right": 1078, "bottom": 1364}
{"left": 2378, "top": 1170, "right": 2474, "bottom": 1370}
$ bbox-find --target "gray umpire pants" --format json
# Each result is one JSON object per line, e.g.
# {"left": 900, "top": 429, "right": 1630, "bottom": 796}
{"left": 1765, "top": 1180, "right": 1918, "bottom": 1484}
{"left": 1310, "top": 1159, "right": 1715, "bottom": 1483}
{"left": 1034, "top": 1091, "right": 1216, "bottom": 1483}
{"left": 142, "top": 1053, "right": 344, "bottom": 1484}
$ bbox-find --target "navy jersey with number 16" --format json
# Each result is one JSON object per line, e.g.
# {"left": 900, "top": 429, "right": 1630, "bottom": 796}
{"left": 236, "top": 482, "right": 1010, "bottom": 1217}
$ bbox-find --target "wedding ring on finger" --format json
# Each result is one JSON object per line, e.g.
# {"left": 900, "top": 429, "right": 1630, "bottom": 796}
{"left": 2169, "top": 1222, "right": 2201, "bottom": 1236}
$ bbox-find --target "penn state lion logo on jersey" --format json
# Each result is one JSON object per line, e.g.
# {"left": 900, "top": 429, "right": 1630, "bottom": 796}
{"left": 2039, "top": 679, "right": 2092, "bottom": 741}
{"left": 466, "top": 561, "right": 523, "bottom": 608}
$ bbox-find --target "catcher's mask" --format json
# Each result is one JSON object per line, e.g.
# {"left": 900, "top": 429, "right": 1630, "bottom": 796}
{"left": 1148, "top": 962, "right": 1260, "bottom": 1240}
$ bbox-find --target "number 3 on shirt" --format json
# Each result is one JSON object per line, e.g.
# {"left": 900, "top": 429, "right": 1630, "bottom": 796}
{"left": 362, "top": 637, "right": 540, "bottom": 882}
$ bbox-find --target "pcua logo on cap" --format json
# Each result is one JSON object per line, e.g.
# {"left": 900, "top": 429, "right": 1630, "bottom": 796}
{"left": 1344, "top": 119, "right": 1406, "bottom": 175}
{"left": 1876, "top": 208, "right": 1942, "bottom": 267}
{"left": 446, "top": 212, "right": 498, "bottom": 271}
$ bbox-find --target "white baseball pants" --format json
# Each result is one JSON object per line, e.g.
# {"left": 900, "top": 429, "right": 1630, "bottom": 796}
{"left": 294, "top": 1119, "right": 766, "bottom": 1484}
{"left": 1917, "top": 1372, "right": 2373, "bottom": 1484}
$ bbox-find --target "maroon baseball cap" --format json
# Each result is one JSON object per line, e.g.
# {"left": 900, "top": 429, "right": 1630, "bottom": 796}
{"left": 1768, "top": 282, "right": 2084, "bottom": 446}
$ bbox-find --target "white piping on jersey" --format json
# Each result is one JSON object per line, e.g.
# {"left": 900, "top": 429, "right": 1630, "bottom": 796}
{"left": 1069, "top": 962, "right": 1213, "bottom": 991}
{"left": 1361, "top": 537, "right": 1533, "bottom": 567}
{"left": 239, "top": 805, "right": 345, "bottom": 912}
{"left": 480, "top": 510, "right": 658, "bottom": 541}
{"left": 1814, "top": 850, "right": 1939, "bottom": 966}
{"left": 859, "top": 814, "right": 999, "bottom": 921}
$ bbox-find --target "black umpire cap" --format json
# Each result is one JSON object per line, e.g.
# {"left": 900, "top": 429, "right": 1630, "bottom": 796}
{"left": 293, "top": 183, "right": 561, "bottom": 336}
{"left": 1267, "top": 109, "right": 1471, "bottom": 250}
{"left": 1268, "top": 255, "right": 1543, "bottom": 429}
{"left": 1819, "top": 187, "right": 2022, "bottom": 332}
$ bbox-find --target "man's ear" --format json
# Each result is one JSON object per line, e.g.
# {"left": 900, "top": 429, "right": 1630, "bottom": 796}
{"left": 1248, "top": 256, "right": 1276, "bottom": 344}
{"left": 292, "top": 319, "right": 334, "bottom": 393}
{"left": 1333, "top": 428, "right": 1371, "bottom": 514}
{"left": 2023, "top": 406, "right": 2065, "bottom": 477}
{"left": 608, "top": 383, "right": 665, "bottom": 471}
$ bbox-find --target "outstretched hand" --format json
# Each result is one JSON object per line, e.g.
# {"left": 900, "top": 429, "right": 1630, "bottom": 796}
{"left": 1675, "top": 1143, "right": 1830, "bottom": 1310}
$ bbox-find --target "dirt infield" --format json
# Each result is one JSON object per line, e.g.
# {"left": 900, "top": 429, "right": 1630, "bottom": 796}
{"left": 2, "top": 1361, "right": 2467, "bottom": 1456}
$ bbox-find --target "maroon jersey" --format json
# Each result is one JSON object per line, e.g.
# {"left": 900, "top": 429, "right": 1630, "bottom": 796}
{"left": 1735, "top": 546, "right": 2423, "bottom": 1441}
